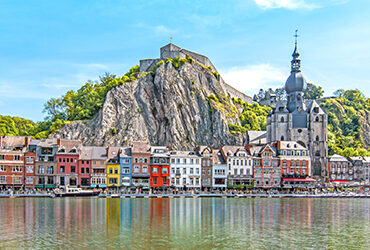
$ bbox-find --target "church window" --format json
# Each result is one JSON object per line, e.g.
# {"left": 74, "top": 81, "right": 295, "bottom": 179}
{"left": 315, "top": 116, "right": 319, "bottom": 122}
{"left": 297, "top": 94, "right": 301, "bottom": 101}
{"left": 280, "top": 117, "right": 285, "bottom": 122}
{"left": 314, "top": 107, "right": 319, "bottom": 113}
{"left": 316, "top": 136, "right": 319, "bottom": 142}
{"left": 281, "top": 136, "right": 285, "bottom": 141}
{"left": 315, "top": 151, "right": 320, "bottom": 157}
{"left": 298, "top": 129, "right": 302, "bottom": 133}
{"left": 279, "top": 107, "right": 284, "bottom": 112}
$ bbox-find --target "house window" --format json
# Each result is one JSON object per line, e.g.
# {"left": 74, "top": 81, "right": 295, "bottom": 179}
{"left": 26, "top": 177, "right": 33, "bottom": 185}
{"left": 12, "top": 166, "right": 22, "bottom": 172}
{"left": 47, "top": 166, "right": 54, "bottom": 174}
{"left": 134, "top": 165, "right": 140, "bottom": 173}
{"left": 86, "top": 168, "right": 89, "bottom": 174}
{"left": 0, "top": 165, "right": 5, "bottom": 172}
{"left": 26, "top": 166, "right": 33, "bottom": 173}
{"left": 71, "top": 166, "right": 76, "bottom": 173}
{"left": 152, "top": 167, "right": 158, "bottom": 174}
{"left": 153, "top": 177, "right": 157, "bottom": 185}
{"left": 114, "top": 168, "right": 118, "bottom": 174}
{"left": 142, "top": 166, "right": 148, "bottom": 173}
{"left": 39, "top": 166, "right": 45, "bottom": 174}
{"left": 162, "top": 167, "right": 168, "bottom": 174}
{"left": 26, "top": 157, "right": 34, "bottom": 164}
{"left": 109, "top": 168, "right": 113, "bottom": 174}
{"left": 0, "top": 176, "right": 5, "bottom": 184}
{"left": 13, "top": 176, "right": 22, "bottom": 184}
{"left": 14, "top": 155, "right": 21, "bottom": 161}
{"left": 109, "top": 178, "right": 118, "bottom": 184}
{"left": 81, "top": 168, "right": 85, "bottom": 174}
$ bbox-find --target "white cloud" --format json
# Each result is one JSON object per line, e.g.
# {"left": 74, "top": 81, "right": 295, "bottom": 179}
{"left": 253, "top": 0, "right": 349, "bottom": 10}
{"left": 253, "top": 0, "right": 316, "bottom": 10}
{"left": 154, "top": 25, "right": 173, "bottom": 35}
{"left": 221, "top": 64, "right": 287, "bottom": 95}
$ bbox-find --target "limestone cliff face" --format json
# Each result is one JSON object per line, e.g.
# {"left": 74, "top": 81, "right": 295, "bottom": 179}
{"left": 53, "top": 61, "right": 246, "bottom": 149}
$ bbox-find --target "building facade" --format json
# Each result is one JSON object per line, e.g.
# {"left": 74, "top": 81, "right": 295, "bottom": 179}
{"left": 106, "top": 147, "right": 121, "bottom": 188}
{"left": 120, "top": 147, "right": 132, "bottom": 187}
{"left": 328, "top": 154, "right": 352, "bottom": 185}
{"left": 131, "top": 141, "right": 151, "bottom": 189}
{"left": 90, "top": 146, "right": 107, "bottom": 188}
{"left": 364, "top": 157, "right": 370, "bottom": 183}
{"left": 32, "top": 139, "right": 58, "bottom": 189}
{"left": 266, "top": 41, "right": 328, "bottom": 181}
{"left": 150, "top": 146, "right": 170, "bottom": 189}
{"left": 252, "top": 144, "right": 281, "bottom": 188}
{"left": 0, "top": 136, "right": 29, "bottom": 189}
{"left": 212, "top": 150, "right": 227, "bottom": 189}
{"left": 56, "top": 139, "right": 82, "bottom": 188}
{"left": 221, "top": 146, "right": 253, "bottom": 186}
{"left": 170, "top": 151, "right": 201, "bottom": 189}
{"left": 78, "top": 146, "right": 92, "bottom": 187}
{"left": 196, "top": 146, "right": 213, "bottom": 190}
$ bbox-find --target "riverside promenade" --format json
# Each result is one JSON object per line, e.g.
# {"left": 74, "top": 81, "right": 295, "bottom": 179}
{"left": 2, "top": 193, "right": 369, "bottom": 199}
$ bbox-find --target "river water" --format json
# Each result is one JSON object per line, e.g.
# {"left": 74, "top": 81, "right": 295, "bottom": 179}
{"left": 0, "top": 198, "right": 369, "bottom": 249}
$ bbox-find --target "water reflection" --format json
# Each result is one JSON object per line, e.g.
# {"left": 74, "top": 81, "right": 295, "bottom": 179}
{"left": 0, "top": 198, "right": 369, "bottom": 248}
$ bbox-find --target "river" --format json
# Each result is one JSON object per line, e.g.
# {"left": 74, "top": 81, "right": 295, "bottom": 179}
{"left": 0, "top": 198, "right": 369, "bottom": 249}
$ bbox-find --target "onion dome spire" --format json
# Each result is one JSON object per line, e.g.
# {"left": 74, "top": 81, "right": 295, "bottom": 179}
{"left": 291, "top": 29, "right": 301, "bottom": 72}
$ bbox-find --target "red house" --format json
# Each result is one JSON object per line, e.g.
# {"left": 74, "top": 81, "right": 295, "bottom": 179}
{"left": 56, "top": 139, "right": 82, "bottom": 187}
{"left": 150, "top": 146, "right": 170, "bottom": 189}
{"left": 78, "top": 147, "right": 92, "bottom": 187}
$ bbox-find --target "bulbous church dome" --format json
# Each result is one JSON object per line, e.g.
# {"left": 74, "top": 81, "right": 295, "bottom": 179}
{"left": 285, "top": 71, "right": 306, "bottom": 93}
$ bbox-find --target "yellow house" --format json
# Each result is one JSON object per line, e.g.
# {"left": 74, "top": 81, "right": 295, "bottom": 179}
{"left": 106, "top": 147, "right": 121, "bottom": 187}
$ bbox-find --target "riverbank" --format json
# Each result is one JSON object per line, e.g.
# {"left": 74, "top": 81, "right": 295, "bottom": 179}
{"left": 1, "top": 193, "right": 370, "bottom": 198}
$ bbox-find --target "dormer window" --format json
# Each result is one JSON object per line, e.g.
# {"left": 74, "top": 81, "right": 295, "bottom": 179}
{"left": 70, "top": 148, "right": 77, "bottom": 153}
{"left": 314, "top": 107, "right": 319, "bottom": 113}
{"left": 59, "top": 147, "right": 65, "bottom": 153}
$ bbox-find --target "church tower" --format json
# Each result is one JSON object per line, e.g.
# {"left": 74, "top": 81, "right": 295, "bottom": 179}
{"left": 266, "top": 31, "right": 328, "bottom": 181}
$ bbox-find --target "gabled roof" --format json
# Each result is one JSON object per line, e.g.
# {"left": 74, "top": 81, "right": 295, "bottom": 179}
{"left": 107, "top": 146, "right": 120, "bottom": 161}
{"left": 278, "top": 141, "right": 307, "bottom": 150}
{"left": 0, "top": 135, "right": 30, "bottom": 149}
{"left": 91, "top": 146, "right": 107, "bottom": 160}
{"left": 329, "top": 154, "right": 348, "bottom": 162}
{"left": 247, "top": 131, "right": 267, "bottom": 145}
{"left": 57, "top": 139, "right": 82, "bottom": 153}
{"left": 308, "top": 100, "right": 325, "bottom": 114}
{"left": 212, "top": 150, "right": 226, "bottom": 165}
{"left": 132, "top": 141, "right": 151, "bottom": 154}
{"left": 221, "top": 146, "right": 249, "bottom": 157}
{"left": 120, "top": 147, "right": 132, "bottom": 157}
{"left": 79, "top": 146, "right": 93, "bottom": 160}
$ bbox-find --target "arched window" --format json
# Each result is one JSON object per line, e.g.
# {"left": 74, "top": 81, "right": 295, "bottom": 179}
{"left": 281, "top": 136, "right": 285, "bottom": 141}
{"left": 316, "top": 136, "right": 319, "bottom": 142}
{"left": 315, "top": 151, "right": 320, "bottom": 156}
{"left": 280, "top": 117, "right": 285, "bottom": 122}
{"left": 315, "top": 116, "right": 319, "bottom": 122}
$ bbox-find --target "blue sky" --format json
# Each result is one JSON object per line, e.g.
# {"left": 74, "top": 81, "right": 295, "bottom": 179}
{"left": 0, "top": 0, "right": 369, "bottom": 121}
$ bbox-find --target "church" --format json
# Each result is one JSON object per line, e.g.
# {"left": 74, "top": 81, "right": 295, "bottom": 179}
{"left": 266, "top": 39, "right": 328, "bottom": 181}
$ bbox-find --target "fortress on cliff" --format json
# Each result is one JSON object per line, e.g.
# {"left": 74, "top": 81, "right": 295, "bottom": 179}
{"left": 139, "top": 43, "right": 254, "bottom": 104}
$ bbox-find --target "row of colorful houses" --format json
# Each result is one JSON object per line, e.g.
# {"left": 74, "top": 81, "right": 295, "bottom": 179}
{"left": 1, "top": 135, "right": 369, "bottom": 190}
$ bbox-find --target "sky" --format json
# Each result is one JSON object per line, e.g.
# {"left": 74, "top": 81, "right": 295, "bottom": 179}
{"left": 0, "top": 0, "right": 369, "bottom": 121}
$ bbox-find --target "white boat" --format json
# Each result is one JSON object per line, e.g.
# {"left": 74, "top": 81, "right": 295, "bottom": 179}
{"left": 55, "top": 186, "right": 100, "bottom": 197}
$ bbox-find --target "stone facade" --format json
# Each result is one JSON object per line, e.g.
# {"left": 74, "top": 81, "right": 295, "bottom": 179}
{"left": 266, "top": 43, "right": 328, "bottom": 181}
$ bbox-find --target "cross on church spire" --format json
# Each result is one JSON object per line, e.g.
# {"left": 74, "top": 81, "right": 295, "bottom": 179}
{"left": 294, "top": 29, "right": 299, "bottom": 46}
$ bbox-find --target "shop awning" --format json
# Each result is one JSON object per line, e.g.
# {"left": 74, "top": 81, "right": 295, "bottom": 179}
{"left": 282, "top": 178, "right": 316, "bottom": 182}
{"left": 330, "top": 180, "right": 348, "bottom": 183}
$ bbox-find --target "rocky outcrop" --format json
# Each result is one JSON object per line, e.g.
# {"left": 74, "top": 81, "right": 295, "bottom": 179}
{"left": 52, "top": 61, "right": 247, "bottom": 149}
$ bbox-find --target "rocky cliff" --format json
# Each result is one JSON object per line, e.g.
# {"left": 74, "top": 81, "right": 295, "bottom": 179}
{"left": 53, "top": 60, "right": 247, "bottom": 149}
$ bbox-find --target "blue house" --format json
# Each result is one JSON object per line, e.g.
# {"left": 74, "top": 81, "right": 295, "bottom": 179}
{"left": 120, "top": 147, "right": 132, "bottom": 187}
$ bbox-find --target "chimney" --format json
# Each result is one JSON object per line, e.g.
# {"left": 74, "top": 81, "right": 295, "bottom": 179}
{"left": 57, "top": 138, "right": 61, "bottom": 147}
{"left": 25, "top": 136, "right": 31, "bottom": 147}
